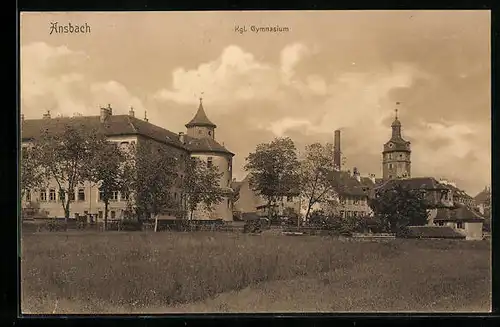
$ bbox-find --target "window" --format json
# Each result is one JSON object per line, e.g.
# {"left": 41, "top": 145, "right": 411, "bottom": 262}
{"left": 228, "top": 160, "right": 231, "bottom": 171}
{"left": 84, "top": 211, "right": 88, "bottom": 216}
{"left": 78, "top": 188, "right": 85, "bottom": 201}
{"left": 287, "top": 196, "right": 294, "bottom": 202}
{"left": 25, "top": 190, "right": 31, "bottom": 202}
{"left": 353, "top": 198, "right": 360, "bottom": 205}
{"left": 227, "top": 198, "right": 230, "bottom": 208}
{"left": 207, "top": 157, "right": 213, "bottom": 168}
{"left": 111, "top": 211, "right": 116, "bottom": 219}
{"left": 388, "top": 154, "right": 392, "bottom": 160}
{"left": 198, "top": 130, "right": 202, "bottom": 134}
{"left": 388, "top": 175, "right": 393, "bottom": 179}
{"left": 340, "top": 197, "right": 346, "bottom": 204}
{"left": 111, "top": 191, "right": 118, "bottom": 201}
{"left": 174, "top": 192, "right": 178, "bottom": 200}
{"left": 49, "top": 189, "right": 56, "bottom": 201}
{"left": 399, "top": 154, "right": 403, "bottom": 159}
{"left": 121, "top": 192, "right": 129, "bottom": 201}
{"left": 40, "top": 189, "right": 47, "bottom": 201}
{"left": 388, "top": 164, "right": 393, "bottom": 169}
{"left": 99, "top": 189, "right": 104, "bottom": 201}
{"left": 436, "top": 222, "right": 444, "bottom": 226}
{"left": 98, "top": 211, "right": 103, "bottom": 219}
{"left": 456, "top": 222, "right": 464, "bottom": 229}
{"left": 208, "top": 130, "right": 212, "bottom": 136}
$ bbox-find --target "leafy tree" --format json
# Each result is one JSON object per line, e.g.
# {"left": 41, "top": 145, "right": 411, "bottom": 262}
{"left": 20, "top": 145, "right": 46, "bottom": 199}
{"left": 244, "top": 137, "right": 301, "bottom": 220}
{"left": 131, "top": 140, "right": 179, "bottom": 222}
{"left": 87, "top": 139, "right": 129, "bottom": 230}
{"left": 299, "top": 142, "right": 337, "bottom": 221}
{"left": 183, "top": 157, "right": 225, "bottom": 220}
{"left": 35, "top": 124, "right": 103, "bottom": 223}
{"left": 369, "top": 183, "right": 429, "bottom": 233}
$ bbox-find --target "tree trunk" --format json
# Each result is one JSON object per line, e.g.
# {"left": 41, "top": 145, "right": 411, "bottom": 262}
{"left": 104, "top": 201, "right": 109, "bottom": 231}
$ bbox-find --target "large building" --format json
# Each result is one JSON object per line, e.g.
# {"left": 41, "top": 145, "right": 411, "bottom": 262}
{"left": 21, "top": 99, "right": 235, "bottom": 221}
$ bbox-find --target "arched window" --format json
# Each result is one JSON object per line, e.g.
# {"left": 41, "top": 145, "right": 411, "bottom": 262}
{"left": 208, "top": 130, "right": 212, "bottom": 136}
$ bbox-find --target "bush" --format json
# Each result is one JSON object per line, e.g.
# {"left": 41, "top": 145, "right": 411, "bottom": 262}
{"left": 121, "top": 220, "right": 143, "bottom": 231}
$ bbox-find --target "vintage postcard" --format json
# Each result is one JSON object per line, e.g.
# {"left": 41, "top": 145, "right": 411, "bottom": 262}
{"left": 19, "top": 11, "right": 491, "bottom": 314}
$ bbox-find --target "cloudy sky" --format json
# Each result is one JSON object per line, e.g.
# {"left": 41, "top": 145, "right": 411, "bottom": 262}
{"left": 20, "top": 11, "right": 491, "bottom": 195}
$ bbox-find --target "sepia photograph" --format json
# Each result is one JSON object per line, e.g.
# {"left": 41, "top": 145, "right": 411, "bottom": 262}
{"left": 19, "top": 10, "right": 491, "bottom": 314}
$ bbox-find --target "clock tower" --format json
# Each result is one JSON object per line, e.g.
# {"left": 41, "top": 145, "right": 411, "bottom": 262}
{"left": 382, "top": 105, "right": 411, "bottom": 180}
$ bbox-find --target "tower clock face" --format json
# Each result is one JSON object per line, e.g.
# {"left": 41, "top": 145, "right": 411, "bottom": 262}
{"left": 388, "top": 142, "right": 394, "bottom": 148}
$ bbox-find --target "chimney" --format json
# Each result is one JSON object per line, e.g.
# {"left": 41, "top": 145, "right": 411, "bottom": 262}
{"left": 369, "top": 173, "right": 376, "bottom": 184}
{"left": 353, "top": 167, "right": 361, "bottom": 182}
{"left": 107, "top": 104, "right": 113, "bottom": 116}
{"left": 129, "top": 106, "right": 135, "bottom": 118}
{"left": 42, "top": 110, "right": 51, "bottom": 119}
{"left": 144, "top": 111, "right": 148, "bottom": 122}
{"left": 178, "top": 132, "right": 185, "bottom": 144}
{"left": 100, "top": 106, "right": 110, "bottom": 123}
{"left": 333, "top": 130, "right": 341, "bottom": 171}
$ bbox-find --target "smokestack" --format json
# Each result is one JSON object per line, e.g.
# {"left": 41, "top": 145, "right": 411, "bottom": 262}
{"left": 107, "top": 103, "right": 113, "bottom": 116}
{"left": 178, "top": 132, "right": 185, "bottom": 144}
{"left": 334, "top": 130, "right": 341, "bottom": 171}
{"left": 369, "top": 173, "right": 376, "bottom": 184}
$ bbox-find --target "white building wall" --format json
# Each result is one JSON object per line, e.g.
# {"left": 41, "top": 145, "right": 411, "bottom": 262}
{"left": 190, "top": 152, "right": 233, "bottom": 221}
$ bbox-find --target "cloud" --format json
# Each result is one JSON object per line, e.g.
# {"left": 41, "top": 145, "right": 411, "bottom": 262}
{"left": 21, "top": 42, "right": 144, "bottom": 118}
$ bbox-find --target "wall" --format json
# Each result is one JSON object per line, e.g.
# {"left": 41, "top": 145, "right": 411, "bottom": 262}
{"left": 465, "top": 222, "right": 483, "bottom": 240}
{"left": 190, "top": 152, "right": 233, "bottom": 221}
{"left": 187, "top": 126, "right": 215, "bottom": 140}
{"left": 382, "top": 151, "right": 411, "bottom": 179}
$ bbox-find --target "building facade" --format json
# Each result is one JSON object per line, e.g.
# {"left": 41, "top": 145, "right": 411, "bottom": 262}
{"left": 21, "top": 100, "right": 235, "bottom": 221}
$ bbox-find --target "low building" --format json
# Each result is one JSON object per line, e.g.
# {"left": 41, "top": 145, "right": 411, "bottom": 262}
{"left": 406, "top": 226, "right": 466, "bottom": 240}
{"left": 433, "top": 205, "right": 485, "bottom": 240}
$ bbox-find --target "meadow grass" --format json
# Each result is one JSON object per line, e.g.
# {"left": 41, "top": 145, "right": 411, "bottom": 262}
{"left": 21, "top": 231, "right": 491, "bottom": 313}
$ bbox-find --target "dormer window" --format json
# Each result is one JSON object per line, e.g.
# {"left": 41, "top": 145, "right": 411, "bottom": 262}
{"left": 208, "top": 131, "right": 212, "bottom": 136}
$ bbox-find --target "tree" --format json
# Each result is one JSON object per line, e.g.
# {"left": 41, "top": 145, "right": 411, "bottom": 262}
{"left": 131, "top": 140, "right": 179, "bottom": 222}
{"left": 299, "top": 142, "right": 338, "bottom": 221}
{"left": 36, "top": 124, "right": 103, "bottom": 223}
{"left": 87, "top": 139, "right": 129, "bottom": 231}
{"left": 20, "top": 145, "right": 46, "bottom": 199}
{"left": 244, "top": 137, "right": 301, "bottom": 220}
{"left": 183, "top": 157, "right": 225, "bottom": 220}
{"left": 369, "top": 183, "right": 429, "bottom": 234}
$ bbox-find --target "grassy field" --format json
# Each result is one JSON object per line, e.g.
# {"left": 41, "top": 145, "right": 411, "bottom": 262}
{"left": 21, "top": 231, "right": 491, "bottom": 313}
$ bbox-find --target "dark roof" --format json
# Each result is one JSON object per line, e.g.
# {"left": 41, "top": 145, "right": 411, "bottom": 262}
{"left": 184, "top": 135, "right": 234, "bottom": 156}
{"left": 474, "top": 188, "right": 491, "bottom": 204}
{"left": 21, "top": 115, "right": 187, "bottom": 150}
{"left": 441, "top": 183, "right": 473, "bottom": 199}
{"left": 406, "top": 226, "right": 466, "bottom": 239}
{"left": 329, "top": 171, "right": 371, "bottom": 197}
{"left": 21, "top": 114, "right": 234, "bottom": 155}
{"left": 375, "top": 177, "right": 448, "bottom": 192}
{"left": 434, "top": 205, "right": 485, "bottom": 222}
{"left": 185, "top": 101, "right": 217, "bottom": 128}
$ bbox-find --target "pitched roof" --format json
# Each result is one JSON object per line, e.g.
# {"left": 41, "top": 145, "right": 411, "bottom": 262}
{"left": 474, "top": 188, "right": 491, "bottom": 204}
{"left": 328, "top": 171, "right": 371, "bottom": 197}
{"left": 184, "top": 136, "right": 234, "bottom": 156}
{"left": 21, "top": 114, "right": 234, "bottom": 155}
{"left": 434, "top": 205, "right": 485, "bottom": 222}
{"left": 375, "top": 177, "right": 448, "bottom": 192}
{"left": 185, "top": 100, "right": 217, "bottom": 128}
{"left": 406, "top": 226, "right": 466, "bottom": 239}
{"left": 21, "top": 115, "right": 188, "bottom": 150}
{"left": 440, "top": 183, "right": 473, "bottom": 200}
